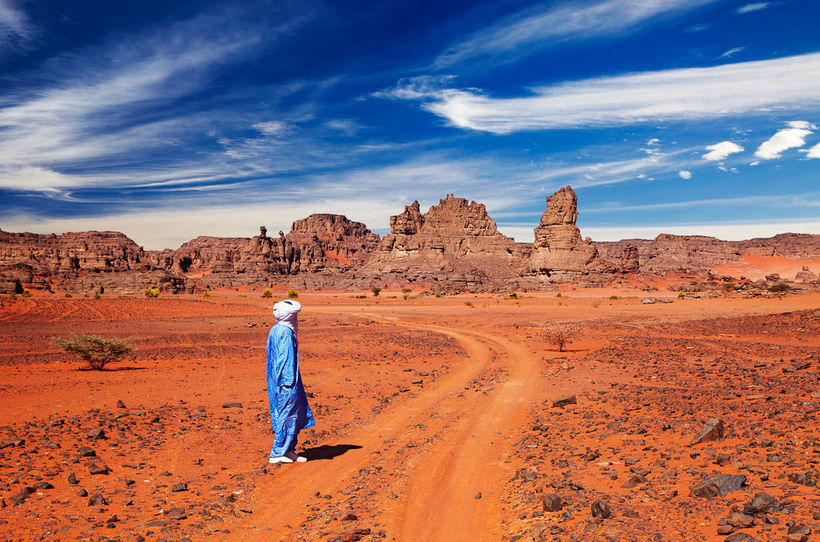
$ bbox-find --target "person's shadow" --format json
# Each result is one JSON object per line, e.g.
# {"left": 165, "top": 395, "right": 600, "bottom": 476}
{"left": 301, "top": 444, "right": 362, "bottom": 461}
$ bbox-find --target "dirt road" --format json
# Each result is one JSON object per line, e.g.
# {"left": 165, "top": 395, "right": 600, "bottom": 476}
{"left": 241, "top": 311, "right": 554, "bottom": 541}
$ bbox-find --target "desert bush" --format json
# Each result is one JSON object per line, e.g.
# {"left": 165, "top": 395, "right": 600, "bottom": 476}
{"left": 371, "top": 286, "right": 381, "bottom": 297}
{"left": 64, "top": 292, "right": 73, "bottom": 298}
{"left": 677, "top": 291, "right": 685, "bottom": 299}
{"left": 542, "top": 323, "right": 579, "bottom": 352}
{"left": 143, "top": 288, "right": 160, "bottom": 298}
{"left": 201, "top": 292, "right": 212, "bottom": 298}
{"left": 720, "top": 282, "right": 736, "bottom": 294}
{"left": 555, "top": 292, "right": 562, "bottom": 298}
{"left": 51, "top": 335, "right": 134, "bottom": 370}
{"left": 93, "top": 293, "right": 101, "bottom": 300}
{"left": 262, "top": 288, "right": 273, "bottom": 298}
{"left": 609, "top": 295, "right": 619, "bottom": 300}
{"left": 21, "top": 290, "right": 32, "bottom": 298}
{"left": 434, "top": 292, "right": 441, "bottom": 298}
{"left": 769, "top": 282, "right": 791, "bottom": 293}
{"left": 287, "top": 288, "right": 299, "bottom": 299}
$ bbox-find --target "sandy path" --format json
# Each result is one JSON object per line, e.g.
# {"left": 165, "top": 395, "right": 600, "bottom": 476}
{"left": 391, "top": 331, "right": 542, "bottom": 541}
{"left": 239, "top": 312, "right": 548, "bottom": 541}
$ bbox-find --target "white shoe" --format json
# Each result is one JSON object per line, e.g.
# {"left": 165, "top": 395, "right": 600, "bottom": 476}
{"left": 268, "top": 456, "right": 294, "bottom": 464}
{"left": 285, "top": 451, "right": 308, "bottom": 463}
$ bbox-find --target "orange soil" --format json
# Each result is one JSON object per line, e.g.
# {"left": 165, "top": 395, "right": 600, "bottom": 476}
{"left": 0, "top": 290, "right": 818, "bottom": 541}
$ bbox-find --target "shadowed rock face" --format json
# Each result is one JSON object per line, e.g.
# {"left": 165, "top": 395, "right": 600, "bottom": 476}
{"left": 529, "top": 186, "right": 598, "bottom": 275}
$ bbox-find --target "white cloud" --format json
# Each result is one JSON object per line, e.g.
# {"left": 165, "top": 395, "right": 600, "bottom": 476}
{"left": 391, "top": 52, "right": 820, "bottom": 134}
{"left": 252, "top": 121, "right": 292, "bottom": 137}
{"left": 755, "top": 120, "right": 815, "bottom": 159}
{"left": 703, "top": 141, "right": 744, "bottom": 161}
{"left": 325, "top": 119, "right": 361, "bottom": 135}
{"left": 678, "top": 170, "right": 692, "bottom": 179}
{"left": 736, "top": 3, "right": 770, "bottom": 14}
{"left": 806, "top": 143, "right": 820, "bottom": 159}
{"left": 719, "top": 47, "right": 745, "bottom": 59}
{"left": 0, "top": 0, "right": 31, "bottom": 47}
{"left": 433, "top": 0, "right": 719, "bottom": 68}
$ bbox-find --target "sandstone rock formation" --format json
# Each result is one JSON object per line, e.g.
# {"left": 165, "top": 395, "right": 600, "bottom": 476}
{"left": 528, "top": 187, "right": 598, "bottom": 278}
{"left": 366, "top": 194, "right": 523, "bottom": 290}
{"left": 597, "top": 233, "right": 820, "bottom": 274}
{"left": 2, "top": 188, "right": 819, "bottom": 293}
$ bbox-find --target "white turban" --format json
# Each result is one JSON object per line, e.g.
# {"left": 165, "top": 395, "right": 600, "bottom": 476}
{"left": 273, "top": 299, "right": 301, "bottom": 336}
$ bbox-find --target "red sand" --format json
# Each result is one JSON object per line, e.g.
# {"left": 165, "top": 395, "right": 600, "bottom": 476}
{"left": 0, "top": 290, "right": 818, "bottom": 541}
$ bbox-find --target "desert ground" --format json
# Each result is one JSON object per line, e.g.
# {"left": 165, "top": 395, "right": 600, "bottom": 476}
{"left": 0, "top": 287, "right": 818, "bottom": 542}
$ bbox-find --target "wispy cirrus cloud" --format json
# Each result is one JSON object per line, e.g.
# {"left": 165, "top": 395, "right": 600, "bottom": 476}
{"left": 736, "top": 2, "right": 770, "bottom": 14}
{"left": 385, "top": 52, "right": 820, "bottom": 134}
{"left": 433, "top": 0, "right": 721, "bottom": 69}
{"left": 0, "top": 0, "right": 32, "bottom": 52}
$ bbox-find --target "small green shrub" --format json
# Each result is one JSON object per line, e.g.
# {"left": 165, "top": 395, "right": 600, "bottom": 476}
{"left": 287, "top": 288, "right": 299, "bottom": 299}
{"left": 143, "top": 288, "right": 160, "bottom": 298}
{"left": 93, "top": 293, "right": 101, "bottom": 300}
{"left": 465, "top": 301, "right": 473, "bottom": 307}
{"left": 769, "top": 282, "right": 791, "bottom": 293}
{"left": 51, "top": 335, "right": 134, "bottom": 370}
{"left": 720, "top": 282, "right": 736, "bottom": 294}
{"left": 542, "top": 323, "right": 579, "bottom": 352}
{"left": 371, "top": 286, "right": 381, "bottom": 297}
{"left": 21, "top": 290, "right": 32, "bottom": 298}
{"left": 609, "top": 295, "right": 619, "bottom": 300}
{"left": 64, "top": 292, "right": 73, "bottom": 298}
{"left": 677, "top": 291, "right": 685, "bottom": 299}
{"left": 555, "top": 292, "right": 562, "bottom": 298}
{"left": 201, "top": 292, "right": 212, "bottom": 298}
{"left": 262, "top": 288, "right": 273, "bottom": 298}
{"left": 434, "top": 292, "right": 441, "bottom": 298}
{"left": 238, "top": 294, "right": 247, "bottom": 298}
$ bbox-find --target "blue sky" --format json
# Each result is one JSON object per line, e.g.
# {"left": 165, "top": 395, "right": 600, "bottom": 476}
{"left": 0, "top": 0, "right": 818, "bottom": 249}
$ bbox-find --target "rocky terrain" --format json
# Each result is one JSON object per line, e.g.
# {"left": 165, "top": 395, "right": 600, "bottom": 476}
{"left": 0, "top": 291, "right": 818, "bottom": 541}
{"left": 1, "top": 187, "right": 818, "bottom": 294}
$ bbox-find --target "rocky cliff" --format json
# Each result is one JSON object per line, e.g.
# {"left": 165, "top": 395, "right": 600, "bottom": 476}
{"left": 366, "top": 194, "right": 523, "bottom": 290}
{"left": 528, "top": 187, "right": 598, "bottom": 279}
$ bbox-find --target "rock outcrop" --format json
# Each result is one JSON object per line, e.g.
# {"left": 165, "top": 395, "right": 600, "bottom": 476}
{"left": 2, "top": 188, "right": 819, "bottom": 293}
{"left": 528, "top": 187, "right": 598, "bottom": 278}
{"left": 597, "top": 233, "right": 820, "bottom": 274}
{"left": 368, "top": 194, "right": 523, "bottom": 290}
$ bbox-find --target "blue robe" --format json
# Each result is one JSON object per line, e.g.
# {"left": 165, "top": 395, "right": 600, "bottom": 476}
{"left": 266, "top": 324, "right": 315, "bottom": 457}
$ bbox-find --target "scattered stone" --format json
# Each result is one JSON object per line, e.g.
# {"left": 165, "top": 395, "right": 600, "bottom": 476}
{"left": 726, "top": 511, "right": 755, "bottom": 528}
{"left": 552, "top": 395, "right": 577, "bottom": 408}
{"left": 787, "top": 525, "right": 811, "bottom": 542}
{"left": 8, "top": 487, "right": 33, "bottom": 505}
{"left": 87, "top": 492, "right": 107, "bottom": 506}
{"left": 690, "top": 418, "right": 725, "bottom": 445}
{"left": 171, "top": 482, "right": 188, "bottom": 492}
{"left": 743, "top": 493, "right": 781, "bottom": 515}
{"left": 116, "top": 399, "right": 126, "bottom": 408}
{"left": 165, "top": 507, "right": 187, "bottom": 520}
{"left": 690, "top": 474, "right": 747, "bottom": 498}
{"left": 34, "top": 481, "right": 54, "bottom": 490}
{"left": 541, "top": 494, "right": 563, "bottom": 512}
{"left": 77, "top": 488, "right": 88, "bottom": 497}
{"left": 77, "top": 446, "right": 96, "bottom": 457}
{"left": 590, "top": 500, "right": 611, "bottom": 519}
{"left": 86, "top": 428, "right": 106, "bottom": 440}
{"left": 222, "top": 402, "right": 243, "bottom": 408}
{"left": 474, "top": 492, "right": 482, "bottom": 499}
{"left": 89, "top": 463, "right": 110, "bottom": 475}
{"left": 725, "top": 533, "right": 761, "bottom": 542}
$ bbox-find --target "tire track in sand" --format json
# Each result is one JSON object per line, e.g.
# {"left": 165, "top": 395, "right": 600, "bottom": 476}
{"left": 387, "top": 331, "right": 541, "bottom": 541}
{"left": 237, "top": 314, "right": 541, "bottom": 541}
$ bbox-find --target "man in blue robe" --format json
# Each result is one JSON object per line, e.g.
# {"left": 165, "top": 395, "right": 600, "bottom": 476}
{"left": 267, "top": 299, "right": 315, "bottom": 463}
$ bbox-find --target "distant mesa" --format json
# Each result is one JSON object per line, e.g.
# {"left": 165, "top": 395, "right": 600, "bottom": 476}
{"left": 1, "top": 186, "right": 818, "bottom": 294}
